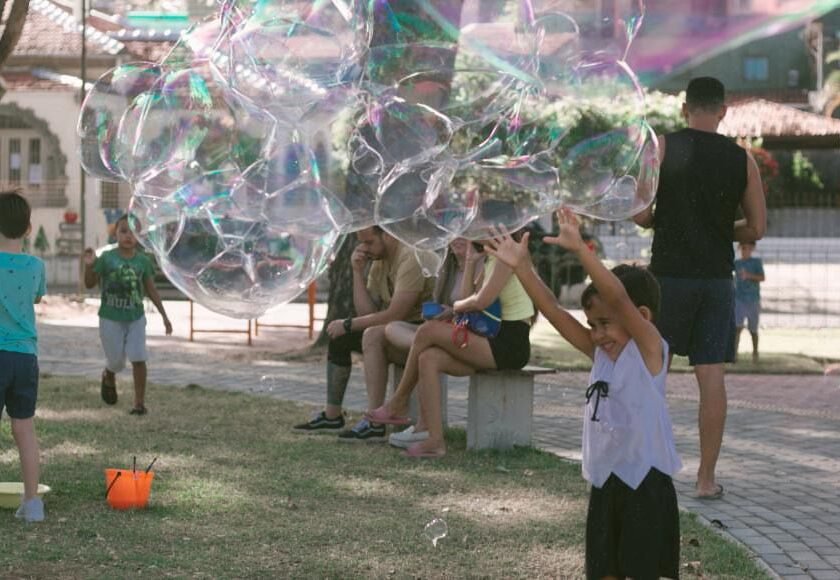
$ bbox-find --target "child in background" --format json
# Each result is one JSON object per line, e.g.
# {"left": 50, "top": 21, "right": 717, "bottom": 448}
{"left": 83, "top": 215, "right": 172, "bottom": 415}
{"left": 0, "top": 191, "right": 47, "bottom": 522}
{"left": 733, "top": 241, "right": 765, "bottom": 363}
{"left": 486, "top": 209, "right": 682, "bottom": 580}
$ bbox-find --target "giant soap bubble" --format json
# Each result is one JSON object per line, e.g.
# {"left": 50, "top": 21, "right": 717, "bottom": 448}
{"left": 78, "top": 0, "right": 660, "bottom": 318}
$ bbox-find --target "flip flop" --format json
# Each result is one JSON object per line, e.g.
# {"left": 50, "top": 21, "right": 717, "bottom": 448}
{"left": 365, "top": 405, "right": 412, "bottom": 426}
{"left": 129, "top": 406, "right": 148, "bottom": 416}
{"left": 101, "top": 372, "right": 117, "bottom": 405}
{"left": 695, "top": 484, "right": 725, "bottom": 500}
{"left": 402, "top": 443, "right": 446, "bottom": 459}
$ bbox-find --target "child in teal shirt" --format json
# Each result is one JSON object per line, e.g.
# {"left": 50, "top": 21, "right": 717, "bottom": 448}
{"left": 0, "top": 191, "right": 47, "bottom": 523}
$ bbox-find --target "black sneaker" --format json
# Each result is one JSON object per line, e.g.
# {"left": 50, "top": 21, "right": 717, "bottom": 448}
{"left": 337, "top": 418, "right": 386, "bottom": 443}
{"left": 293, "top": 411, "right": 345, "bottom": 433}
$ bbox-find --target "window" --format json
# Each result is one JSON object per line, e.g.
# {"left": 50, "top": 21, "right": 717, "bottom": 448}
{"left": 28, "top": 139, "right": 42, "bottom": 186}
{"left": 744, "top": 56, "right": 769, "bottom": 81}
{"left": 8, "top": 138, "right": 20, "bottom": 183}
{"left": 100, "top": 180, "right": 124, "bottom": 209}
{"left": 0, "top": 112, "right": 67, "bottom": 207}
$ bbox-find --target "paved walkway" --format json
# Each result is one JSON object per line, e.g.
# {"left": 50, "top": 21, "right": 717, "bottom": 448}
{"left": 35, "top": 302, "right": 840, "bottom": 579}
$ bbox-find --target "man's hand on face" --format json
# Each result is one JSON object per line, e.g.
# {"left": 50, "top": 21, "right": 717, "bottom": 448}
{"left": 351, "top": 244, "right": 372, "bottom": 273}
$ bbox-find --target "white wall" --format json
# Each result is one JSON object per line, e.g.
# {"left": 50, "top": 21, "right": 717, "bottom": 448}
{"left": 5, "top": 89, "right": 110, "bottom": 253}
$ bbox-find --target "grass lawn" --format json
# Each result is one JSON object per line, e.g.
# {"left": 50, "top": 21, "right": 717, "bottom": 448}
{"left": 0, "top": 376, "right": 769, "bottom": 578}
{"left": 530, "top": 320, "right": 837, "bottom": 374}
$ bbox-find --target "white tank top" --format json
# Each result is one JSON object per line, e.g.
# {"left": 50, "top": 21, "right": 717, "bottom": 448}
{"left": 581, "top": 338, "right": 683, "bottom": 489}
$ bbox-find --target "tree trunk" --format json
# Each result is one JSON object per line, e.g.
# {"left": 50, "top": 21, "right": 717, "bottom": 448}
{"left": 314, "top": 1, "right": 465, "bottom": 348}
{"left": 0, "top": 0, "right": 31, "bottom": 70}
{"left": 313, "top": 233, "right": 355, "bottom": 347}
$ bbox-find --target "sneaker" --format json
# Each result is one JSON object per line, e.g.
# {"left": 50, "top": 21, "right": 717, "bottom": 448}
{"left": 101, "top": 371, "right": 117, "bottom": 405}
{"left": 388, "top": 425, "right": 430, "bottom": 449}
{"left": 15, "top": 497, "right": 44, "bottom": 523}
{"left": 293, "top": 411, "right": 345, "bottom": 433}
{"left": 337, "top": 418, "right": 386, "bottom": 443}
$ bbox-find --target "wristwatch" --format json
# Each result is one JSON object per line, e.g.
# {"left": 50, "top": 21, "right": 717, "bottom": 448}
{"left": 343, "top": 317, "right": 353, "bottom": 333}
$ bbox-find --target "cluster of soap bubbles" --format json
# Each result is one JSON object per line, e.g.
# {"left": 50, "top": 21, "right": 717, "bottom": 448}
{"left": 78, "top": 0, "right": 658, "bottom": 318}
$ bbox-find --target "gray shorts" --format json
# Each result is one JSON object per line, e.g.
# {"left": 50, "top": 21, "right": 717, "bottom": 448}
{"left": 735, "top": 299, "right": 760, "bottom": 333}
{"left": 99, "top": 316, "right": 147, "bottom": 373}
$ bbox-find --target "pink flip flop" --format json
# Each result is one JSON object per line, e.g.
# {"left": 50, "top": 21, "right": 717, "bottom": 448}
{"left": 402, "top": 443, "right": 446, "bottom": 459}
{"left": 365, "top": 405, "right": 412, "bottom": 426}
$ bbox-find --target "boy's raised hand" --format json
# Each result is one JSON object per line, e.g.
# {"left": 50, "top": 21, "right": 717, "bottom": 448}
{"left": 485, "top": 225, "right": 531, "bottom": 271}
{"left": 83, "top": 248, "right": 96, "bottom": 266}
{"left": 543, "top": 208, "right": 584, "bottom": 252}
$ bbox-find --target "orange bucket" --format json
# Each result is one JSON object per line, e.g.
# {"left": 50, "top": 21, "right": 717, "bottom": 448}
{"left": 104, "top": 468, "right": 155, "bottom": 510}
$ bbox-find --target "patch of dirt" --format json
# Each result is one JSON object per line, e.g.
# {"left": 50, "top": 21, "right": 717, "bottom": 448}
{"left": 432, "top": 490, "right": 585, "bottom": 527}
{"left": 35, "top": 295, "right": 97, "bottom": 319}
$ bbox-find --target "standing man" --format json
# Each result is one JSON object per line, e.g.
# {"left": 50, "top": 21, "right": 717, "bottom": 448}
{"left": 633, "top": 77, "right": 766, "bottom": 499}
{"left": 293, "top": 226, "right": 434, "bottom": 442}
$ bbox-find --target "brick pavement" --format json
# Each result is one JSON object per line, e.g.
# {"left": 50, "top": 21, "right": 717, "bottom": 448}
{"left": 35, "top": 309, "right": 840, "bottom": 579}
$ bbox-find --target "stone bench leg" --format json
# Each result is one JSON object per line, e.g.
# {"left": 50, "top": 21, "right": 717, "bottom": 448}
{"left": 467, "top": 373, "right": 534, "bottom": 450}
{"left": 390, "top": 364, "right": 448, "bottom": 427}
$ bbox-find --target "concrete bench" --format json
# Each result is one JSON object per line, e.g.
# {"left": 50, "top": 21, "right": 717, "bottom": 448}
{"left": 390, "top": 363, "right": 554, "bottom": 449}
{"left": 466, "top": 366, "right": 555, "bottom": 450}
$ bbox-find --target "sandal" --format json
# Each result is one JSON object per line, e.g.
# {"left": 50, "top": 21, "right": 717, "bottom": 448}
{"left": 101, "top": 372, "right": 117, "bottom": 405}
{"left": 402, "top": 442, "right": 446, "bottom": 459}
{"left": 695, "top": 484, "right": 725, "bottom": 500}
{"left": 129, "top": 406, "right": 148, "bottom": 416}
{"left": 365, "top": 405, "right": 412, "bottom": 426}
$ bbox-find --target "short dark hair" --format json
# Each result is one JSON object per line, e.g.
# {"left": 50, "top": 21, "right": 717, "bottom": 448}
{"left": 114, "top": 214, "right": 130, "bottom": 228}
{"left": 581, "top": 264, "right": 661, "bottom": 321}
{"left": 0, "top": 190, "right": 31, "bottom": 239}
{"left": 686, "top": 77, "right": 725, "bottom": 111}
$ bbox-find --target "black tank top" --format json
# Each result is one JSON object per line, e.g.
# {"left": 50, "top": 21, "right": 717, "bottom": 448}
{"left": 649, "top": 128, "right": 747, "bottom": 279}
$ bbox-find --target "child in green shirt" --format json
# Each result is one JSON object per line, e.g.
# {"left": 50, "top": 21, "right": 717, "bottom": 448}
{"left": 84, "top": 215, "right": 172, "bottom": 415}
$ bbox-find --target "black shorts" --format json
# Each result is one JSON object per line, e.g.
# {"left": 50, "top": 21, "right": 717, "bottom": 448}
{"left": 487, "top": 321, "right": 531, "bottom": 370}
{"left": 586, "top": 468, "right": 680, "bottom": 580}
{"left": 0, "top": 351, "right": 39, "bottom": 420}
{"left": 656, "top": 276, "right": 735, "bottom": 365}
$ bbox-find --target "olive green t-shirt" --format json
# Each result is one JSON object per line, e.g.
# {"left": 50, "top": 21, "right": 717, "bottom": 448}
{"left": 93, "top": 249, "right": 156, "bottom": 322}
{"left": 366, "top": 244, "right": 435, "bottom": 321}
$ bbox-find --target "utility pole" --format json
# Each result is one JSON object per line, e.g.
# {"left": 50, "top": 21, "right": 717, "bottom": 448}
{"left": 78, "top": 0, "right": 87, "bottom": 296}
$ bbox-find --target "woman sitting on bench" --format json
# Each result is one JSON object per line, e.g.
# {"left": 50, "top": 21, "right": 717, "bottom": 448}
{"left": 375, "top": 237, "right": 474, "bottom": 449}
{"left": 366, "top": 232, "right": 535, "bottom": 458}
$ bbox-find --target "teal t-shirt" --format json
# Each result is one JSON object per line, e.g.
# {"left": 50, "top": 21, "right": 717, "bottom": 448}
{"left": 0, "top": 252, "right": 47, "bottom": 355}
{"left": 93, "top": 249, "right": 155, "bottom": 322}
{"left": 734, "top": 257, "right": 764, "bottom": 303}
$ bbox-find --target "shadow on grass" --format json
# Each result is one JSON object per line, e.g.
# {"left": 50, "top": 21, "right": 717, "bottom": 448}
{"left": 0, "top": 376, "right": 770, "bottom": 579}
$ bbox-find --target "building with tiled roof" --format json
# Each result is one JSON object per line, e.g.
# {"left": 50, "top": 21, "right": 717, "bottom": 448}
{"left": 721, "top": 98, "right": 840, "bottom": 148}
{"left": 0, "top": 0, "right": 174, "bottom": 264}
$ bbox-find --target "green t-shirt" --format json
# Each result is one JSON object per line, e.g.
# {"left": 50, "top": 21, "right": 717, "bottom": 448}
{"left": 93, "top": 249, "right": 156, "bottom": 321}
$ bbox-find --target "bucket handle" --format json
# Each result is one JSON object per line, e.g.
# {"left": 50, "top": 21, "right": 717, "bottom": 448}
{"left": 105, "top": 471, "right": 122, "bottom": 499}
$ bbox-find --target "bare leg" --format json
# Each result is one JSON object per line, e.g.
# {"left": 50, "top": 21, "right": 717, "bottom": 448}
{"left": 362, "top": 326, "right": 391, "bottom": 410}
{"left": 387, "top": 320, "right": 496, "bottom": 416}
{"left": 132, "top": 361, "right": 147, "bottom": 409}
{"left": 750, "top": 331, "right": 759, "bottom": 362}
{"left": 11, "top": 418, "right": 39, "bottom": 500}
{"left": 384, "top": 321, "right": 418, "bottom": 352}
{"left": 694, "top": 363, "right": 726, "bottom": 496}
{"left": 733, "top": 326, "right": 743, "bottom": 362}
{"left": 414, "top": 347, "right": 480, "bottom": 453}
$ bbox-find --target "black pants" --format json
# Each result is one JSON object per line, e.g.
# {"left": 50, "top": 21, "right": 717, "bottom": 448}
{"left": 327, "top": 330, "right": 364, "bottom": 367}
